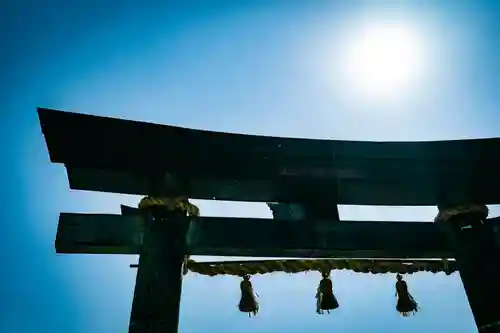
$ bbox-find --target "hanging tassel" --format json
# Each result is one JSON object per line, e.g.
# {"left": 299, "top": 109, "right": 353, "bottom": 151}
{"left": 442, "top": 257, "right": 452, "bottom": 275}
{"left": 182, "top": 255, "right": 190, "bottom": 275}
{"left": 315, "top": 270, "right": 339, "bottom": 314}
{"left": 238, "top": 275, "right": 259, "bottom": 317}
{"left": 395, "top": 274, "right": 419, "bottom": 317}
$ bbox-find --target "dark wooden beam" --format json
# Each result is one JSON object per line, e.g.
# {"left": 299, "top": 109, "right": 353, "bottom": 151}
{"left": 268, "top": 202, "right": 340, "bottom": 221}
{"left": 57, "top": 213, "right": 466, "bottom": 259}
{"left": 38, "top": 108, "right": 500, "bottom": 206}
{"left": 56, "top": 213, "right": 141, "bottom": 255}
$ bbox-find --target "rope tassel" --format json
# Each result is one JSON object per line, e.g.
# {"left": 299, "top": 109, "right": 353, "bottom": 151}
{"left": 238, "top": 275, "right": 259, "bottom": 317}
{"left": 315, "top": 271, "right": 339, "bottom": 314}
{"left": 182, "top": 255, "right": 189, "bottom": 276}
{"left": 395, "top": 274, "right": 419, "bottom": 317}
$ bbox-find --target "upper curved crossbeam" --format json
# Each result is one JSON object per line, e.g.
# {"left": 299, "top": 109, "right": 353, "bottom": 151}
{"left": 38, "top": 107, "right": 500, "bottom": 206}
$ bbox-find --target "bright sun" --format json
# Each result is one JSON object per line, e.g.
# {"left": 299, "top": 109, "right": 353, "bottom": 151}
{"left": 339, "top": 22, "right": 427, "bottom": 101}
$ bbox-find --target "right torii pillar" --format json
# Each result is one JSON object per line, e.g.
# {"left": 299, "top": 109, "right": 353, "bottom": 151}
{"left": 435, "top": 204, "right": 500, "bottom": 332}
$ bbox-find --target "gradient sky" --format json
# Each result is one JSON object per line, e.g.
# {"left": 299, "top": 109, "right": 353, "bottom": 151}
{"left": 2, "top": 1, "right": 500, "bottom": 332}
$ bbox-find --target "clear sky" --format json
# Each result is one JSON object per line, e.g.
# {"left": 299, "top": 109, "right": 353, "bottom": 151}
{"left": 2, "top": 0, "right": 500, "bottom": 332}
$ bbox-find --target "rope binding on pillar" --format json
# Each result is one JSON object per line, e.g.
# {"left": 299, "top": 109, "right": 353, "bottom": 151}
{"left": 138, "top": 196, "right": 200, "bottom": 217}
{"left": 435, "top": 203, "right": 488, "bottom": 223}
{"left": 138, "top": 195, "right": 200, "bottom": 274}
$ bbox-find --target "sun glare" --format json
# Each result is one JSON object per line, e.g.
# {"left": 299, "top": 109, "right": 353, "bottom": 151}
{"left": 338, "top": 22, "right": 428, "bottom": 102}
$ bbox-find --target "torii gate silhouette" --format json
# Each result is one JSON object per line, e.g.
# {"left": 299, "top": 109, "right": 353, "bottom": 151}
{"left": 38, "top": 107, "right": 500, "bottom": 333}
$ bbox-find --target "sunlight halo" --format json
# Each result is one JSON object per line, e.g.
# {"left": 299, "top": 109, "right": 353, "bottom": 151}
{"left": 339, "top": 21, "right": 428, "bottom": 102}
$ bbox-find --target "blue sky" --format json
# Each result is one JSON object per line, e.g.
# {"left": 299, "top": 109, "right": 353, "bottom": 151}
{"left": 2, "top": 0, "right": 500, "bottom": 332}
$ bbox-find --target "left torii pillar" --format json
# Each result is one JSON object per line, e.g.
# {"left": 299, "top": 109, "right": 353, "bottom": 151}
{"left": 128, "top": 208, "right": 189, "bottom": 333}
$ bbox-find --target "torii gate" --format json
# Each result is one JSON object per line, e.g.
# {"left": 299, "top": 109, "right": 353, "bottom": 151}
{"left": 38, "top": 107, "right": 500, "bottom": 333}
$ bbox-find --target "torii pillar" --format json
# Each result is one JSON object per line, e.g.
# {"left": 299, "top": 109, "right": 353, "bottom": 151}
{"left": 128, "top": 210, "right": 188, "bottom": 333}
{"left": 436, "top": 204, "right": 500, "bottom": 333}
{"left": 128, "top": 176, "right": 189, "bottom": 333}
